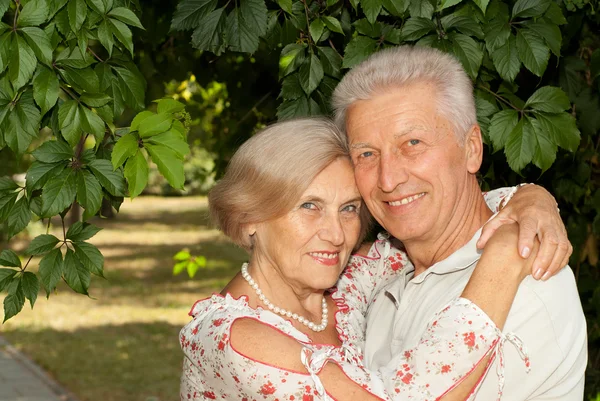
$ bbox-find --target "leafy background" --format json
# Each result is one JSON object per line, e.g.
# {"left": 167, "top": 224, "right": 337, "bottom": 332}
{"left": 0, "top": 0, "right": 599, "bottom": 398}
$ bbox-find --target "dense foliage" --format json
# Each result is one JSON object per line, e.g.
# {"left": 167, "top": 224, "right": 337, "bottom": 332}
{"left": 0, "top": 0, "right": 189, "bottom": 321}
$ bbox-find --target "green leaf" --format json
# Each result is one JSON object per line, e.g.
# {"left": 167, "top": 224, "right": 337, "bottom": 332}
{"left": 505, "top": 117, "right": 535, "bottom": 172}
{"left": 441, "top": 15, "right": 483, "bottom": 39}
{"left": 277, "top": 95, "right": 321, "bottom": 119}
{"left": 475, "top": 96, "right": 497, "bottom": 118}
{"left": 107, "top": 7, "right": 144, "bottom": 29}
{"left": 409, "top": 0, "right": 434, "bottom": 18}
{"left": 361, "top": 0, "right": 382, "bottom": 24}
{"left": 41, "top": 168, "right": 76, "bottom": 217}
{"left": 58, "top": 100, "right": 83, "bottom": 146}
{"left": 38, "top": 248, "right": 63, "bottom": 295}
{"left": 225, "top": 7, "right": 257, "bottom": 53}
{"left": 525, "top": 86, "right": 570, "bottom": 113}
{"left": 280, "top": 74, "right": 304, "bottom": 100}
{"left": 0, "top": 0, "right": 10, "bottom": 17}
{"left": 80, "top": 93, "right": 112, "bottom": 108}
{"left": 18, "top": 0, "right": 49, "bottom": 26}
{"left": 0, "top": 177, "right": 18, "bottom": 191}
{"left": 112, "top": 66, "right": 145, "bottom": 111}
{"left": 145, "top": 144, "right": 185, "bottom": 190}
{"left": 26, "top": 161, "right": 66, "bottom": 192}
{"left": 9, "top": 34, "right": 37, "bottom": 90}
{"left": 279, "top": 44, "right": 305, "bottom": 77}
{"left": 87, "top": 159, "right": 126, "bottom": 197}
{"left": 401, "top": 17, "right": 436, "bottom": 41}
{"left": 60, "top": 66, "right": 100, "bottom": 93}
{"left": 523, "top": 21, "right": 561, "bottom": 56}
{"left": 472, "top": 0, "right": 489, "bottom": 13}
{"left": 309, "top": 19, "right": 325, "bottom": 43}
{"left": 439, "top": 0, "right": 463, "bottom": 11}
{"left": 20, "top": 27, "right": 53, "bottom": 66}
{"left": 492, "top": 35, "right": 520, "bottom": 82}
{"left": 72, "top": 241, "right": 104, "bottom": 276}
{"left": 3, "top": 91, "right": 41, "bottom": 154}
{"left": 97, "top": 19, "right": 114, "bottom": 56}
{"left": 65, "top": 221, "right": 102, "bottom": 242}
{"left": 239, "top": 0, "right": 267, "bottom": 37}
{"left": 80, "top": 106, "right": 106, "bottom": 143}
{"left": 170, "top": 0, "right": 218, "bottom": 31}
{"left": 76, "top": 170, "right": 103, "bottom": 219}
{"left": 190, "top": 7, "right": 226, "bottom": 54}
{"left": 318, "top": 46, "right": 342, "bottom": 78}
{"left": 156, "top": 98, "right": 185, "bottom": 114}
{"left": 32, "top": 140, "right": 73, "bottom": 163}
{"left": 63, "top": 248, "right": 90, "bottom": 295}
{"left": 534, "top": 112, "right": 580, "bottom": 152}
{"left": 55, "top": 47, "right": 95, "bottom": 69}
{"left": 0, "top": 32, "right": 10, "bottom": 75}
{"left": 130, "top": 111, "right": 154, "bottom": 132}
{"left": 138, "top": 113, "right": 173, "bottom": 138}
{"left": 109, "top": 18, "right": 133, "bottom": 56}
{"left": 381, "top": 0, "right": 408, "bottom": 16}
{"left": 484, "top": 17, "right": 511, "bottom": 53}
{"left": 123, "top": 150, "right": 148, "bottom": 198}
{"left": 26, "top": 234, "right": 60, "bottom": 256}
{"left": 84, "top": 0, "right": 105, "bottom": 14}
{"left": 512, "top": 0, "right": 550, "bottom": 19}
{"left": 322, "top": 16, "right": 344, "bottom": 34}
{"left": 342, "top": 36, "right": 378, "bottom": 69}
{"left": 0, "top": 268, "right": 17, "bottom": 292}
{"left": 21, "top": 271, "right": 39, "bottom": 308}
{"left": 543, "top": 2, "right": 566, "bottom": 25}
{"left": 298, "top": 53, "right": 324, "bottom": 95}
{"left": 147, "top": 130, "right": 190, "bottom": 158}
{"left": 111, "top": 134, "right": 139, "bottom": 169}
{"left": 0, "top": 249, "right": 21, "bottom": 268}
{"left": 3, "top": 287, "right": 25, "bottom": 322}
{"left": 7, "top": 196, "right": 32, "bottom": 238}
{"left": 529, "top": 116, "right": 556, "bottom": 172}
{"left": 450, "top": 33, "right": 483, "bottom": 79}
{"left": 276, "top": 0, "right": 292, "bottom": 14}
{"left": 489, "top": 109, "right": 519, "bottom": 151}
{"left": 516, "top": 29, "right": 549, "bottom": 77}
{"left": 0, "top": 192, "right": 17, "bottom": 223}
{"left": 33, "top": 66, "right": 59, "bottom": 115}
{"left": 67, "top": 0, "right": 87, "bottom": 33}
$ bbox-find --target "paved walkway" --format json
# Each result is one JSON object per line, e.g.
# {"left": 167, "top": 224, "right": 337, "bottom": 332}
{"left": 0, "top": 336, "right": 78, "bottom": 401}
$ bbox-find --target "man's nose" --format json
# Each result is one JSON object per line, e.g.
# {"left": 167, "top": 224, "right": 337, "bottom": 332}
{"left": 378, "top": 152, "right": 409, "bottom": 193}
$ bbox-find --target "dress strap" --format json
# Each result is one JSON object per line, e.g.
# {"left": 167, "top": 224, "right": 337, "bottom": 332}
{"left": 491, "top": 331, "right": 531, "bottom": 400}
{"left": 301, "top": 347, "right": 339, "bottom": 400}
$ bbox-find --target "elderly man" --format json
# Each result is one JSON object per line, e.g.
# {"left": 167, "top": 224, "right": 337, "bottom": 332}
{"left": 332, "top": 46, "right": 587, "bottom": 400}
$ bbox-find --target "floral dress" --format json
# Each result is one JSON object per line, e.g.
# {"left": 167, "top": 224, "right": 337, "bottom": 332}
{"left": 180, "top": 187, "right": 525, "bottom": 401}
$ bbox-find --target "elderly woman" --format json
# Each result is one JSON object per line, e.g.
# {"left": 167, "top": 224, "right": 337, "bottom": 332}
{"left": 180, "top": 118, "right": 565, "bottom": 400}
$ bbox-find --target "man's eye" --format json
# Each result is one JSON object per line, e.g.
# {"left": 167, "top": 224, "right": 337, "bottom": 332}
{"left": 301, "top": 202, "right": 317, "bottom": 210}
{"left": 408, "top": 139, "right": 420, "bottom": 146}
{"left": 360, "top": 151, "right": 373, "bottom": 158}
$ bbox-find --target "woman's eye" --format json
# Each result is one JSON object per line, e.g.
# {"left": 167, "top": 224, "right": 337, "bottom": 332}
{"left": 408, "top": 139, "right": 420, "bottom": 146}
{"left": 342, "top": 204, "right": 359, "bottom": 213}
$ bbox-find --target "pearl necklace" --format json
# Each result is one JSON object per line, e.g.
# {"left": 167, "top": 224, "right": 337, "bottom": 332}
{"left": 241, "top": 263, "right": 328, "bottom": 332}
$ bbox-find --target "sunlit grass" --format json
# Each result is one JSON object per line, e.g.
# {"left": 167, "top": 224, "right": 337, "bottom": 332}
{"left": 1, "top": 196, "right": 248, "bottom": 401}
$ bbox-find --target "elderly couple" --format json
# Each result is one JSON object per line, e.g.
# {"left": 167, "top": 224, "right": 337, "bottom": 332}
{"left": 180, "top": 46, "right": 587, "bottom": 400}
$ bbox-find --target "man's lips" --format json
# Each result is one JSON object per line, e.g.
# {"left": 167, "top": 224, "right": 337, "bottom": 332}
{"left": 386, "top": 192, "right": 426, "bottom": 206}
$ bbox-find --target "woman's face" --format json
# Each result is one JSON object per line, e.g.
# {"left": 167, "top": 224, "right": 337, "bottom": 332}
{"left": 251, "top": 157, "right": 363, "bottom": 291}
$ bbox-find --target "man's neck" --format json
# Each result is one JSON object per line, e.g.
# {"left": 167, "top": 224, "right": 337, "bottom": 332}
{"left": 404, "top": 186, "right": 493, "bottom": 276}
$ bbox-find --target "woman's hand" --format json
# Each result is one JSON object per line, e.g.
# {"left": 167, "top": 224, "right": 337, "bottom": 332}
{"left": 480, "top": 223, "right": 540, "bottom": 282}
{"left": 477, "top": 184, "right": 571, "bottom": 281}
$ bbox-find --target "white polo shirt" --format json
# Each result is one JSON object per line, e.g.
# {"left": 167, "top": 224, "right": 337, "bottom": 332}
{"left": 364, "top": 229, "right": 587, "bottom": 400}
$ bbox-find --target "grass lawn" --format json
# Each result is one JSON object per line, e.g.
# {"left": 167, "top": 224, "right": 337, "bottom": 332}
{"left": 0, "top": 196, "right": 248, "bottom": 401}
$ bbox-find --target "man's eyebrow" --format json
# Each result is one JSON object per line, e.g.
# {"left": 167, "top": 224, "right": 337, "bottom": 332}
{"left": 350, "top": 142, "right": 371, "bottom": 150}
{"left": 394, "top": 125, "right": 428, "bottom": 138}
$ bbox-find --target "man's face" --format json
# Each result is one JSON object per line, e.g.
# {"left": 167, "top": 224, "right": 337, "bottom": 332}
{"left": 345, "top": 81, "right": 479, "bottom": 244}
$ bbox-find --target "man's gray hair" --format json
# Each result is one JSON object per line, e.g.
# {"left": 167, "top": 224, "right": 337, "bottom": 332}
{"left": 332, "top": 45, "right": 476, "bottom": 142}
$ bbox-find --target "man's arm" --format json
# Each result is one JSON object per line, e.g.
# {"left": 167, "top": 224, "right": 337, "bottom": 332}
{"left": 477, "top": 184, "right": 572, "bottom": 280}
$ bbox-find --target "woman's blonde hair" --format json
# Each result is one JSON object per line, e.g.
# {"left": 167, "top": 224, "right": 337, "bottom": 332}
{"left": 209, "top": 117, "right": 371, "bottom": 250}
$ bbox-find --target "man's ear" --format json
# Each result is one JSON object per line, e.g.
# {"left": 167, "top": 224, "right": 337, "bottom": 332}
{"left": 465, "top": 124, "right": 483, "bottom": 174}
